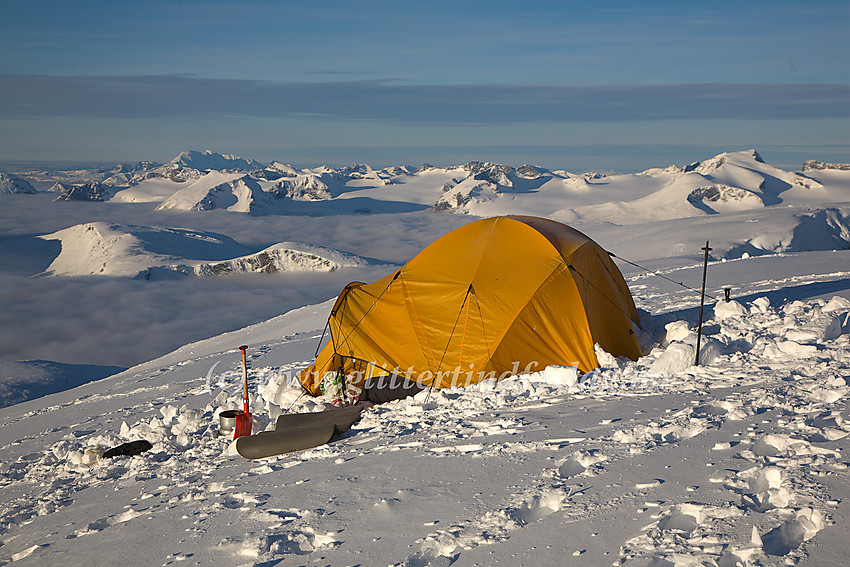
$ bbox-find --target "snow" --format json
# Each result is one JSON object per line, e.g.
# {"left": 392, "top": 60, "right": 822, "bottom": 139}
{"left": 169, "top": 150, "right": 264, "bottom": 172}
{"left": 1, "top": 149, "right": 850, "bottom": 566}
{"left": 0, "top": 172, "right": 36, "bottom": 194}
{"left": 110, "top": 178, "right": 194, "bottom": 203}
{"left": 155, "top": 171, "right": 249, "bottom": 212}
{"left": 3, "top": 286, "right": 848, "bottom": 566}
{"left": 38, "top": 222, "right": 381, "bottom": 278}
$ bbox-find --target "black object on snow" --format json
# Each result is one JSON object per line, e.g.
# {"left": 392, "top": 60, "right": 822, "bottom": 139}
{"left": 359, "top": 375, "right": 425, "bottom": 403}
{"left": 102, "top": 440, "right": 153, "bottom": 459}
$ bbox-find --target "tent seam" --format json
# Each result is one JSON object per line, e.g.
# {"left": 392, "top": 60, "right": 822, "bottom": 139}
{"left": 399, "top": 273, "right": 440, "bottom": 370}
{"left": 485, "top": 262, "right": 590, "bottom": 374}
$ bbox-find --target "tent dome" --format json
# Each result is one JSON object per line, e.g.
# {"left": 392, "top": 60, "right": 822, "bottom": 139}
{"left": 299, "top": 215, "right": 641, "bottom": 395}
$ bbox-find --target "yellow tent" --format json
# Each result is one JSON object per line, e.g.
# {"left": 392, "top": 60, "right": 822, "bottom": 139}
{"left": 299, "top": 215, "right": 641, "bottom": 396}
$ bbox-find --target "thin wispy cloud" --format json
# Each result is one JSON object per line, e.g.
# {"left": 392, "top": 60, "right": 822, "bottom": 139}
{"left": 2, "top": 74, "right": 848, "bottom": 124}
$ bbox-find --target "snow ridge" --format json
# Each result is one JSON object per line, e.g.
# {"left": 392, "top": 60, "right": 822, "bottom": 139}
{"left": 192, "top": 242, "right": 381, "bottom": 276}
{"left": 169, "top": 149, "right": 264, "bottom": 172}
{"left": 52, "top": 181, "right": 113, "bottom": 202}
{"left": 39, "top": 222, "right": 378, "bottom": 278}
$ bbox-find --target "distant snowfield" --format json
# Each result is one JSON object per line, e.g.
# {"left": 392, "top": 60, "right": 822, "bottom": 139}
{"left": 0, "top": 149, "right": 849, "bottom": 566}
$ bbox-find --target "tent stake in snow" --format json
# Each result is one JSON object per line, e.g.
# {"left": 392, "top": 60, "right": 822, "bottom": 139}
{"left": 695, "top": 241, "right": 712, "bottom": 366}
{"left": 234, "top": 345, "right": 253, "bottom": 439}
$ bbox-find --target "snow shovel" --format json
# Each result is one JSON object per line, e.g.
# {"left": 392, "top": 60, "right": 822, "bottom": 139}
{"left": 233, "top": 345, "right": 252, "bottom": 439}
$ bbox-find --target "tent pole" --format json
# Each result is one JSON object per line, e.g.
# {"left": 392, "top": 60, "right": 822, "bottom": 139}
{"left": 315, "top": 318, "right": 331, "bottom": 357}
{"left": 695, "top": 241, "right": 712, "bottom": 366}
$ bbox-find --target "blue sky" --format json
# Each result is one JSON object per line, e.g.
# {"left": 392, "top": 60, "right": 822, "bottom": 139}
{"left": 1, "top": 0, "right": 847, "bottom": 171}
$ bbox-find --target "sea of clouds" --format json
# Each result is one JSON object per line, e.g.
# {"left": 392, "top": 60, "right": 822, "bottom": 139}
{"left": 0, "top": 194, "right": 470, "bottom": 368}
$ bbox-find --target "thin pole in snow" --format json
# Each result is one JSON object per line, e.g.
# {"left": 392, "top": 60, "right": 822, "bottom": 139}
{"left": 695, "top": 241, "right": 712, "bottom": 366}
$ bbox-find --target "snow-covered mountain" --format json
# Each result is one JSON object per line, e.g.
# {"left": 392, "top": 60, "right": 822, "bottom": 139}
{"left": 803, "top": 159, "right": 850, "bottom": 172}
{"left": 0, "top": 172, "right": 36, "bottom": 194}
{"left": 149, "top": 150, "right": 850, "bottom": 219}
{"left": 6, "top": 148, "right": 849, "bottom": 266}
{"left": 550, "top": 151, "right": 824, "bottom": 224}
{"left": 39, "top": 223, "right": 248, "bottom": 277}
{"left": 47, "top": 181, "right": 69, "bottom": 193}
{"left": 155, "top": 172, "right": 260, "bottom": 212}
{"left": 39, "top": 222, "right": 383, "bottom": 278}
{"left": 191, "top": 241, "right": 383, "bottom": 277}
{"left": 99, "top": 151, "right": 262, "bottom": 188}
{"left": 169, "top": 149, "right": 264, "bottom": 172}
{"left": 52, "top": 181, "right": 115, "bottom": 202}
{"left": 9, "top": 150, "right": 849, "bottom": 224}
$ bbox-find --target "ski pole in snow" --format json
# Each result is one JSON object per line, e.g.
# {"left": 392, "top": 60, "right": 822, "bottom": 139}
{"left": 695, "top": 241, "right": 712, "bottom": 366}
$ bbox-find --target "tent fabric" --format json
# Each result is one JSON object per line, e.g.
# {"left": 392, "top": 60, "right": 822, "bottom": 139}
{"left": 299, "top": 215, "right": 642, "bottom": 396}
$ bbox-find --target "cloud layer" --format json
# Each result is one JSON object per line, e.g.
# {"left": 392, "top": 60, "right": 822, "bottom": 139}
{"left": 0, "top": 196, "right": 471, "bottom": 368}
{"left": 3, "top": 74, "right": 848, "bottom": 123}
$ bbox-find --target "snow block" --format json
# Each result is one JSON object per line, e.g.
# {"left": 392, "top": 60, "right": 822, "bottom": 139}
{"left": 698, "top": 338, "right": 724, "bottom": 365}
{"left": 762, "top": 509, "right": 823, "bottom": 556}
{"left": 712, "top": 300, "right": 747, "bottom": 320}
{"left": 538, "top": 365, "right": 579, "bottom": 387}
{"left": 648, "top": 343, "right": 695, "bottom": 375}
{"left": 663, "top": 321, "right": 691, "bottom": 343}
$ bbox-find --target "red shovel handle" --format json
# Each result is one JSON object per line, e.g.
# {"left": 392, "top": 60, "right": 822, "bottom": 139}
{"left": 233, "top": 345, "right": 253, "bottom": 439}
{"left": 239, "top": 345, "right": 249, "bottom": 409}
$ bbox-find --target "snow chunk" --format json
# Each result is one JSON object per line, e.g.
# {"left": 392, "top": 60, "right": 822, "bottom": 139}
{"left": 763, "top": 339, "right": 818, "bottom": 359}
{"left": 823, "top": 296, "right": 850, "bottom": 312}
{"left": 557, "top": 450, "right": 607, "bottom": 478}
{"left": 527, "top": 365, "right": 579, "bottom": 388}
{"left": 750, "top": 296, "right": 772, "bottom": 314}
{"left": 749, "top": 434, "right": 837, "bottom": 459}
{"left": 11, "top": 544, "right": 45, "bottom": 561}
{"left": 664, "top": 321, "right": 691, "bottom": 343}
{"left": 712, "top": 300, "right": 747, "bottom": 320}
{"left": 594, "top": 343, "right": 621, "bottom": 368}
{"left": 697, "top": 338, "right": 724, "bottom": 366}
{"left": 762, "top": 508, "right": 824, "bottom": 556}
{"left": 737, "top": 467, "right": 792, "bottom": 511}
{"left": 648, "top": 343, "right": 694, "bottom": 375}
{"left": 658, "top": 503, "right": 703, "bottom": 534}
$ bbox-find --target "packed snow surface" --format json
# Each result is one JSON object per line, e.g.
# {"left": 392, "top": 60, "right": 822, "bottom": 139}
{"left": 1, "top": 288, "right": 849, "bottom": 566}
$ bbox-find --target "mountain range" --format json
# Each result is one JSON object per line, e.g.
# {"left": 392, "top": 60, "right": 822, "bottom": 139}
{"left": 9, "top": 149, "right": 849, "bottom": 222}
{"left": 4, "top": 149, "right": 848, "bottom": 281}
